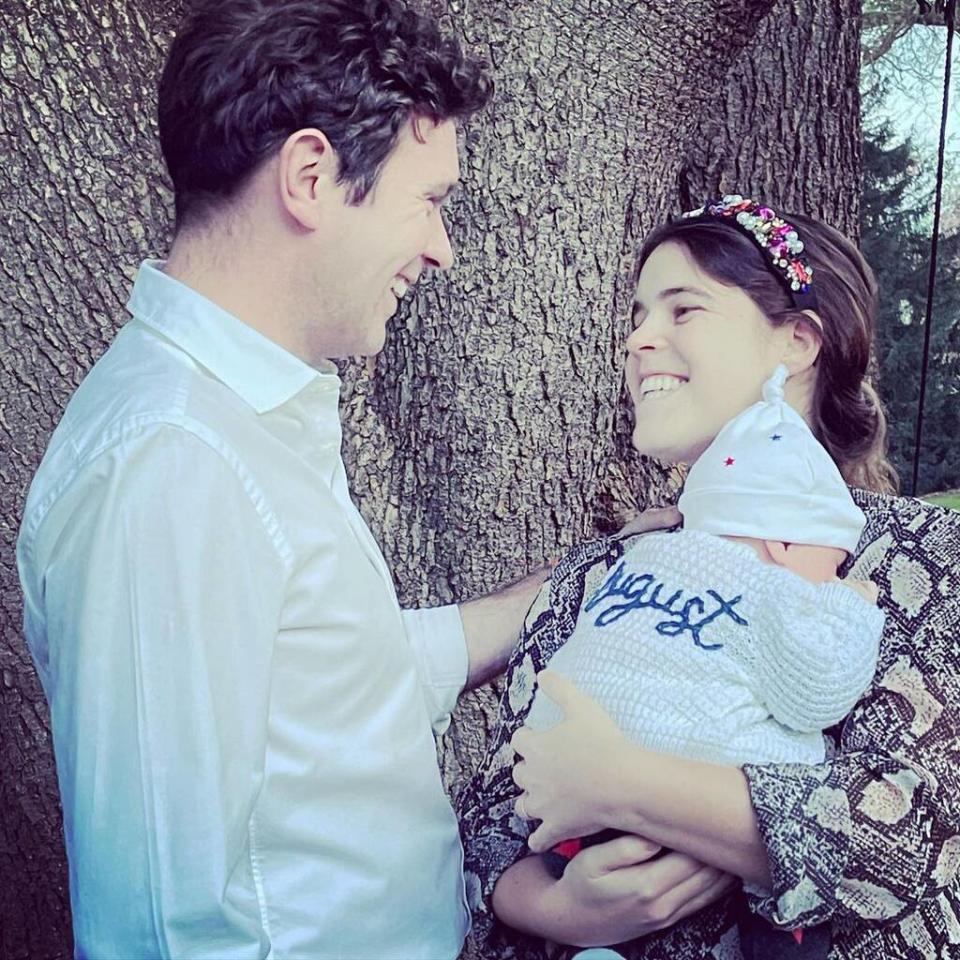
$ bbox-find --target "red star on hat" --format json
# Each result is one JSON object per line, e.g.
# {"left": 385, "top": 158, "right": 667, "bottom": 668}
{"left": 724, "top": 457, "right": 735, "bottom": 466}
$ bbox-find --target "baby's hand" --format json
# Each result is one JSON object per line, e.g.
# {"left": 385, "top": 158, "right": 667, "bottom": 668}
{"left": 837, "top": 577, "right": 879, "bottom": 605}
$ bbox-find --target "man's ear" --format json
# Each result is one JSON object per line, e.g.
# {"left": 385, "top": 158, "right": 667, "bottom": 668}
{"left": 781, "top": 310, "right": 823, "bottom": 376}
{"left": 276, "top": 128, "right": 340, "bottom": 230}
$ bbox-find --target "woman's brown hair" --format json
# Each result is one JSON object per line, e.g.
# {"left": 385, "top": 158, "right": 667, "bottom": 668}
{"left": 636, "top": 213, "right": 898, "bottom": 493}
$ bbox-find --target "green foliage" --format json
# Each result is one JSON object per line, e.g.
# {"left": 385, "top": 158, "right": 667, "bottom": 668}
{"left": 861, "top": 116, "right": 960, "bottom": 495}
{"left": 924, "top": 491, "right": 960, "bottom": 508}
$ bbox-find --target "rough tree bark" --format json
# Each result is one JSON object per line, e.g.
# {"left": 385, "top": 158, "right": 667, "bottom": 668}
{"left": 0, "top": 2, "right": 862, "bottom": 957}
{"left": 678, "top": 0, "right": 863, "bottom": 235}
{"left": 1, "top": 5, "right": 177, "bottom": 958}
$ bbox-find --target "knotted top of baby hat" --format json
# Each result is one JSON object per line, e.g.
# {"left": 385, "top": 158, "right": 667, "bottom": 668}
{"left": 678, "top": 365, "right": 866, "bottom": 553}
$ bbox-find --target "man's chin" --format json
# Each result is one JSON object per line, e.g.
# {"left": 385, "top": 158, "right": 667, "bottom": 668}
{"left": 358, "top": 328, "right": 388, "bottom": 359}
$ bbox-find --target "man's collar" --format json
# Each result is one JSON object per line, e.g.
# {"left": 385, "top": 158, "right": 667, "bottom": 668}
{"left": 126, "top": 260, "right": 340, "bottom": 413}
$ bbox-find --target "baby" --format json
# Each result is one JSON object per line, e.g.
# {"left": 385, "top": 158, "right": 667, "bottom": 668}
{"left": 525, "top": 364, "right": 885, "bottom": 958}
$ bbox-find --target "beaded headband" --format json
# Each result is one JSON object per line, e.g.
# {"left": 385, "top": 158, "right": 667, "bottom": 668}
{"left": 681, "top": 195, "right": 818, "bottom": 311}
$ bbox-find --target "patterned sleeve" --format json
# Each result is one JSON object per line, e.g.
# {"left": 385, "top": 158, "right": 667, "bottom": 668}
{"left": 457, "top": 536, "right": 626, "bottom": 960}
{"left": 742, "top": 494, "right": 960, "bottom": 928}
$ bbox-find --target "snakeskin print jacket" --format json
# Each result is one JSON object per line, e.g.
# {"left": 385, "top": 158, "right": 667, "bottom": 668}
{"left": 458, "top": 491, "right": 960, "bottom": 960}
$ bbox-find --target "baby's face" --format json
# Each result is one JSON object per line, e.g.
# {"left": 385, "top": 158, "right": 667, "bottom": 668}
{"left": 774, "top": 542, "right": 848, "bottom": 584}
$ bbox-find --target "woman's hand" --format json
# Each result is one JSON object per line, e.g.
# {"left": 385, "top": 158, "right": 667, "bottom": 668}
{"left": 836, "top": 576, "right": 880, "bottom": 604}
{"left": 492, "top": 838, "right": 737, "bottom": 947}
{"left": 511, "top": 670, "right": 774, "bottom": 888}
{"left": 512, "top": 670, "right": 635, "bottom": 852}
{"left": 554, "top": 837, "right": 738, "bottom": 946}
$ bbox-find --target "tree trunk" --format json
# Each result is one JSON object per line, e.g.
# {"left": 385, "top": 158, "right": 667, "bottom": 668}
{"left": 2, "top": 3, "right": 178, "bottom": 957}
{"left": 0, "top": 2, "right": 861, "bottom": 956}
{"left": 678, "top": 0, "right": 863, "bottom": 236}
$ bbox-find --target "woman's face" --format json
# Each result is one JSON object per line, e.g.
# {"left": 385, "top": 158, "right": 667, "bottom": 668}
{"left": 626, "top": 240, "right": 793, "bottom": 465}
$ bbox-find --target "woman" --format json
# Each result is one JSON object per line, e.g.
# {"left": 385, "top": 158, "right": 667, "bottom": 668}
{"left": 458, "top": 197, "right": 960, "bottom": 959}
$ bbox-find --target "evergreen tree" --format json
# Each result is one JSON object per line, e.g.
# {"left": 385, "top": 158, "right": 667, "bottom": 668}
{"left": 861, "top": 118, "right": 960, "bottom": 494}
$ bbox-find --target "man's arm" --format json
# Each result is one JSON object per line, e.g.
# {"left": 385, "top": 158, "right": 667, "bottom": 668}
{"left": 40, "top": 427, "right": 285, "bottom": 958}
{"left": 458, "top": 565, "right": 552, "bottom": 689}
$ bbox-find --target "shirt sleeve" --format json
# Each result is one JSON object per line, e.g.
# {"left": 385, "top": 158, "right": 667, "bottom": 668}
{"left": 736, "top": 580, "right": 884, "bottom": 732}
{"left": 36, "top": 425, "right": 288, "bottom": 959}
{"left": 401, "top": 605, "right": 469, "bottom": 734}
{"left": 742, "top": 600, "right": 960, "bottom": 928}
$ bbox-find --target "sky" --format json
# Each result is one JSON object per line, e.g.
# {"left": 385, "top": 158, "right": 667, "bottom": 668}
{"left": 864, "top": 21, "right": 960, "bottom": 223}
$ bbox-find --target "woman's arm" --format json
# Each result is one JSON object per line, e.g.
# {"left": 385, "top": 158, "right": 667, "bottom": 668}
{"left": 514, "top": 539, "right": 960, "bottom": 933}
{"left": 742, "top": 654, "right": 960, "bottom": 927}
{"left": 512, "top": 671, "right": 772, "bottom": 888}
{"left": 492, "top": 840, "right": 736, "bottom": 948}
{"left": 459, "top": 519, "right": 725, "bottom": 955}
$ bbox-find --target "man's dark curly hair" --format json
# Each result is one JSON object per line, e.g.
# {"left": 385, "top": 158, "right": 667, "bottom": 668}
{"left": 158, "top": 0, "right": 492, "bottom": 231}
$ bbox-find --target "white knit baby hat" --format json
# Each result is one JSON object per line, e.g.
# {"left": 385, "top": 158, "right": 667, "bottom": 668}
{"left": 678, "top": 364, "right": 866, "bottom": 553}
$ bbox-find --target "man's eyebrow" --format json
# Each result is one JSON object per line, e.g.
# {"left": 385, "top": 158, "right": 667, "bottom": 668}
{"left": 632, "top": 285, "right": 713, "bottom": 311}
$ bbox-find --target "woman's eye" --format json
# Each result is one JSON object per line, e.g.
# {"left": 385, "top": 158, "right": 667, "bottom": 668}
{"left": 673, "top": 305, "right": 699, "bottom": 322}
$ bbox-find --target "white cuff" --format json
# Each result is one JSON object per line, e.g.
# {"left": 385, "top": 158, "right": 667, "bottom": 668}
{"left": 401, "top": 605, "right": 469, "bottom": 734}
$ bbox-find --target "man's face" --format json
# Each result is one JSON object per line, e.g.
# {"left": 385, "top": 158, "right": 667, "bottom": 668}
{"left": 307, "top": 117, "right": 460, "bottom": 359}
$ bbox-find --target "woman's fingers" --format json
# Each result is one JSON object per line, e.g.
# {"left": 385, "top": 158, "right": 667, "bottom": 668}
{"left": 535, "top": 670, "right": 597, "bottom": 718}
{"left": 661, "top": 867, "right": 739, "bottom": 926}
{"left": 607, "top": 849, "right": 705, "bottom": 898}
{"left": 512, "top": 759, "right": 527, "bottom": 788}
{"left": 510, "top": 726, "right": 533, "bottom": 758}
{"left": 577, "top": 835, "right": 664, "bottom": 874}
{"left": 610, "top": 857, "right": 735, "bottom": 930}
{"left": 511, "top": 677, "right": 630, "bottom": 851}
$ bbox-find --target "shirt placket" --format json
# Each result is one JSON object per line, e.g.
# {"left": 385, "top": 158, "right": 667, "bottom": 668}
{"left": 303, "top": 384, "right": 399, "bottom": 601}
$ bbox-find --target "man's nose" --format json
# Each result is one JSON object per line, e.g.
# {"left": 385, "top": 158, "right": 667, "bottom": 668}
{"left": 424, "top": 212, "right": 454, "bottom": 271}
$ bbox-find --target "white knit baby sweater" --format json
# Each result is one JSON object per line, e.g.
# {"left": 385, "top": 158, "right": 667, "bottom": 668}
{"left": 526, "top": 529, "right": 885, "bottom": 766}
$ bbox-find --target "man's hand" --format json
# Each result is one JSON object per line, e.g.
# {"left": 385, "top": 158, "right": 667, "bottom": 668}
{"left": 512, "top": 671, "right": 633, "bottom": 852}
{"left": 458, "top": 564, "right": 553, "bottom": 689}
{"left": 615, "top": 504, "right": 681, "bottom": 538}
{"left": 493, "top": 839, "right": 737, "bottom": 948}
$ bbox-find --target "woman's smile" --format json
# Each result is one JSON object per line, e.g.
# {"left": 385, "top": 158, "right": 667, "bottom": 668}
{"left": 638, "top": 373, "right": 687, "bottom": 400}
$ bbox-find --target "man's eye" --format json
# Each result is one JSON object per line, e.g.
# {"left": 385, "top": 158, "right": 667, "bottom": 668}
{"left": 631, "top": 308, "right": 647, "bottom": 327}
{"left": 673, "top": 305, "right": 699, "bottom": 322}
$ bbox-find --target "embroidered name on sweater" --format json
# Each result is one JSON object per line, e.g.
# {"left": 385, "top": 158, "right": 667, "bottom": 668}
{"left": 585, "top": 562, "right": 748, "bottom": 650}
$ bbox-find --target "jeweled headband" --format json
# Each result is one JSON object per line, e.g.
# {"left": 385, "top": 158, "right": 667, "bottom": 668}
{"left": 681, "top": 195, "right": 818, "bottom": 311}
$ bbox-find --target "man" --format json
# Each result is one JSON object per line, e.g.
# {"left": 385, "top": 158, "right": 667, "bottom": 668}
{"left": 17, "top": 1, "right": 539, "bottom": 956}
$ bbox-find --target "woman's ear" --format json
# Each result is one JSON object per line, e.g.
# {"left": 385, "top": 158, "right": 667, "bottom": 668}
{"left": 781, "top": 310, "right": 823, "bottom": 376}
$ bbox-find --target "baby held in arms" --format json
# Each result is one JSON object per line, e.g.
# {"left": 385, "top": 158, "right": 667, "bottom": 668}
{"left": 526, "top": 363, "right": 885, "bottom": 873}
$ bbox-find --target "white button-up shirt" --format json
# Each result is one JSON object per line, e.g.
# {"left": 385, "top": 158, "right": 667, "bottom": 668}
{"left": 17, "top": 261, "right": 471, "bottom": 960}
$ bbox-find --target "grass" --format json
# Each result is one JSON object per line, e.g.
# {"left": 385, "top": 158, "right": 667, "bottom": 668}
{"left": 923, "top": 491, "right": 960, "bottom": 511}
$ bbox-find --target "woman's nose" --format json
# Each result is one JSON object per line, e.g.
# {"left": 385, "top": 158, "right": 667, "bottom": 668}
{"left": 625, "top": 321, "right": 666, "bottom": 355}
